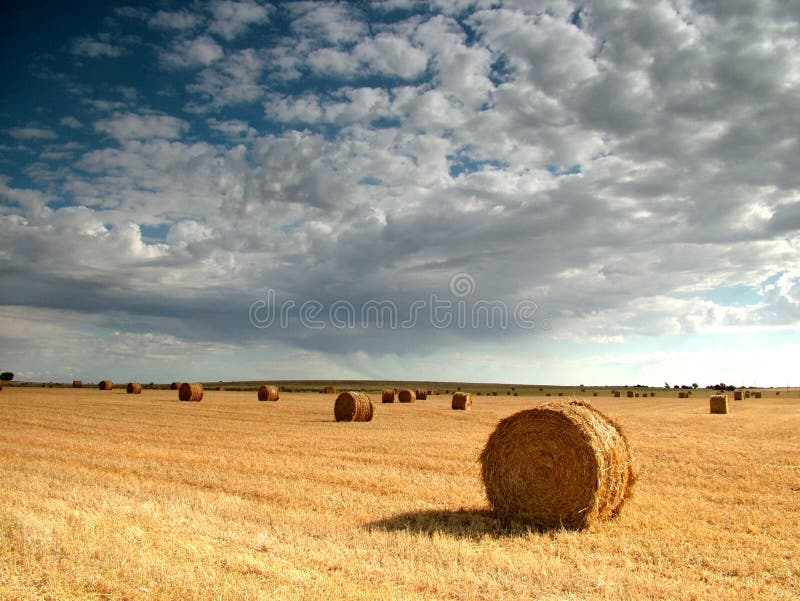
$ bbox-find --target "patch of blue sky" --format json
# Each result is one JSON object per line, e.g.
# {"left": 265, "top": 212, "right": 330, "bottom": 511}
{"left": 281, "top": 220, "right": 302, "bottom": 235}
{"left": 448, "top": 154, "right": 507, "bottom": 178}
{"left": 140, "top": 223, "right": 171, "bottom": 242}
{"left": 547, "top": 164, "right": 582, "bottom": 176}
{"left": 670, "top": 285, "right": 762, "bottom": 307}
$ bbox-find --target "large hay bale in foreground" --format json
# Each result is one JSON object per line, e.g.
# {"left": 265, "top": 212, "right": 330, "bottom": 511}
{"left": 179, "top": 382, "right": 203, "bottom": 402}
{"left": 710, "top": 395, "right": 729, "bottom": 414}
{"left": 334, "top": 391, "right": 374, "bottom": 422}
{"left": 72, "top": 380, "right": 82, "bottom": 388}
{"left": 381, "top": 389, "right": 395, "bottom": 403}
{"left": 480, "top": 401, "right": 636, "bottom": 529}
{"left": 452, "top": 391, "right": 472, "bottom": 410}
{"left": 170, "top": 382, "right": 180, "bottom": 390}
{"left": 257, "top": 385, "right": 279, "bottom": 402}
{"left": 126, "top": 382, "right": 142, "bottom": 394}
{"left": 99, "top": 380, "right": 113, "bottom": 391}
{"left": 398, "top": 389, "right": 416, "bottom": 403}
{"left": 734, "top": 390, "right": 743, "bottom": 401}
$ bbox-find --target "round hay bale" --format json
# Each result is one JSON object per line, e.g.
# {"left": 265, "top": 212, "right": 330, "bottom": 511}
{"left": 415, "top": 389, "right": 428, "bottom": 400}
{"left": 513, "top": 392, "right": 518, "bottom": 396}
{"left": 477, "top": 392, "right": 483, "bottom": 396}
{"left": 545, "top": 393, "right": 551, "bottom": 396}
{"left": 0, "top": 384, "right": 3, "bottom": 392}
{"left": 733, "top": 390, "right": 743, "bottom": 401}
{"left": 626, "top": 390, "right": 634, "bottom": 398}
{"left": 170, "top": 382, "right": 180, "bottom": 390}
{"left": 381, "top": 389, "right": 395, "bottom": 403}
{"left": 634, "top": 393, "right": 640, "bottom": 398}
{"left": 258, "top": 385, "right": 279, "bottom": 402}
{"left": 215, "top": 386, "right": 225, "bottom": 391}
{"left": 480, "top": 400, "right": 636, "bottom": 529}
{"left": 650, "top": 392, "right": 655, "bottom": 397}
{"left": 613, "top": 391, "right": 621, "bottom": 398}
{"left": 776, "top": 391, "right": 780, "bottom": 395}
{"left": 592, "top": 392, "right": 598, "bottom": 397}
{"left": 451, "top": 392, "right": 472, "bottom": 410}
{"left": 322, "top": 386, "right": 337, "bottom": 394}
{"left": 710, "top": 394, "right": 729, "bottom": 414}
{"left": 126, "top": 382, "right": 142, "bottom": 394}
{"left": 179, "top": 382, "right": 203, "bottom": 402}
{"left": 398, "top": 389, "right": 416, "bottom": 403}
{"left": 99, "top": 380, "right": 113, "bottom": 391}
{"left": 753, "top": 391, "right": 762, "bottom": 398}
{"left": 72, "top": 380, "right": 83, "bottom": 388}
{"left": 678, "top": 391, "right": 689, "bottom": 398}
{"left": 492, "top": 391, "right": 498, "bottom": 396}
{"left": 744, "top": 391, "right": 751, "bottom": 398}
{"left": 558, "top": 392, "right": 563, "bottom": 397}
{"left": 334, "top": 391, "right": 373, "bottom": 422}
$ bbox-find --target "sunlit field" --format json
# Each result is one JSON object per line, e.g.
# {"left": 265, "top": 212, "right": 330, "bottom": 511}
{"left": 1, "top": 387, "right": 798, "bottom": 600}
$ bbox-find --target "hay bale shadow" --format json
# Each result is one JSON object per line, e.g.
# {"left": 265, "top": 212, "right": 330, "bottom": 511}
{"left": 365, "top": 508, "right": 555, "bottom": 539}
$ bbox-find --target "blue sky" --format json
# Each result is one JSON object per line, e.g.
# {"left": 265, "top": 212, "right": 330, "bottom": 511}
{"left": 1, "top": 0, "right": 799, "bottom": 385}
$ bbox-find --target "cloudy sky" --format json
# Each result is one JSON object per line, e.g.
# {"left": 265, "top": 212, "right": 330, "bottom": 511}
{"left": 1, "top": 0, "right": 798, "bottom": 386}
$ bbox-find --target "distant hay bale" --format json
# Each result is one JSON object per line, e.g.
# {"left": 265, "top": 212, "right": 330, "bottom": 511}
{"left": 776, "top": 391, "right": 780, "bottom": 395}
{"left": 492, "top": 391, "right": 498, "bottom": 396}
{"left": 480, "top": 400, "right": 636, "bottom": 529}
{"left": 650, "top": 392, "right": 655, "bottom": 397}
{"left": 72, "top": 380, "right": 83, "bottom": 388}
{"left": 126, "top": 382, "right": 142, "bottom": 394}
{"left": 744, "top": 391, "right": 751, "bottom": 398}
{"left": 626, "top": 391, "right": 634, "bottom": 398}
{"left": 734, "top": 390, "right": 743, "bottom": 401}
{"left": 592, "top": 392, "right": 598, "bottom": 397}
{"left": 334, "top": 391, "right": 374, "bottom": 422}
{"left": 545, "top": 393, "right": 551, "bottom": 396}
{"left": 322, "top": 386, "right": 337, "bottom": 394}
{"left": 452, "top": 392, "right": 472, "bottom": 410}
{"left": 634, "top": 393, "right": 640, "bottom": 398}
{"left": 415, "top": 389, "right": 428, "bottom": 400}
{"left": 170, "top": 382, "right": 180, "bottom": 390}
{"left": 614, "top": 391, "right": 621, "bottom": 398}
{"left": 216, "top": 386, "right": 225, "bottom": 391}
{"left": 257, "top": 385, "right": 279, "bottom": 402}
{"left": 513, "top": 393, "right": 518, "bottom": 396}
{"left": 753, "top": 392, "right": 762, "bottom": 398}
{"left": 678, "top": 391, "right": 689, "bottom": 398}
{"left": 99, "top": 380, "right": 113, "bottom": 391}
{"left": 381, "top": 389, "right": 395, "bottom": 403}
{"left": 710, "top": 395, "right": 729, "bottom": 414}
{"left": 477, "top": 392, "right": 482, "bottom": 396}
{"left": 398, "top": 389, "right": 416, "bottom": 403}
{"left": 179, "top": 382, "right": 203, "bottom": 402}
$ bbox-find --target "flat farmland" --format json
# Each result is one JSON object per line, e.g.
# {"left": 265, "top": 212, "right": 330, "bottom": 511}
{"left": 0, "top": 388, "right": 798, "bottom": 600}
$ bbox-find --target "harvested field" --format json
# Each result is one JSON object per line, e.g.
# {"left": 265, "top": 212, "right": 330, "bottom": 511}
{"left": 0, "top": 388, "right": 797, "bottom": 600}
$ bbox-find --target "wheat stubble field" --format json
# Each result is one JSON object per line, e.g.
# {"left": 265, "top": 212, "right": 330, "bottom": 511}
{"left": 0, "top": 388, "right": 798, "bottom": 600}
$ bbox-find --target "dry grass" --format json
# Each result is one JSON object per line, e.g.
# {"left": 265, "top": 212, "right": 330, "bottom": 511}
{"left": 0, "top": 388, "right": 798, "bottom": 600}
